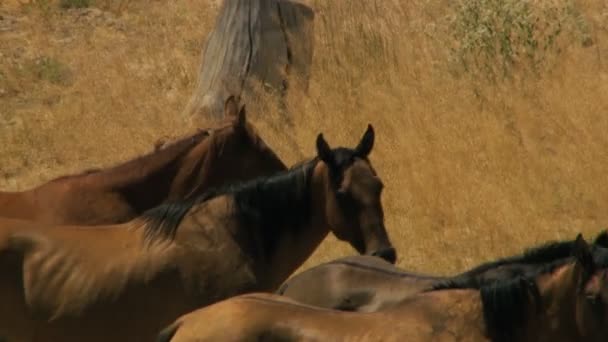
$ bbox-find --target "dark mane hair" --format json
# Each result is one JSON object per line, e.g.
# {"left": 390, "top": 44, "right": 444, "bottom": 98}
{"left": 49, "top": 129, "right": 211, "bottom": 183}
{"left": 140, "top": 157, "right": 319, "bottom": 250}
{"left": 288, "top": 157, "right": 317, "bottom": 171}
{"left": 431, "top": 236, "right": 608, "bottom": 290}
{"left": 480, "top": 276, "right": 541, "bottom": 342}
{"left": 591, "top": 244, "right": 608, "bottom": 268}
{"left": 458, "top": 239, "right": 579, "bottom": 279}
{"left": 432, "top": 231, "right": 608, "bottom": 292}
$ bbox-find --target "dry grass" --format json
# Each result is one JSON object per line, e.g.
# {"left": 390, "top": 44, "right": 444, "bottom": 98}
{"left": 1, "top": 0, "right": 608, "bottom": 275}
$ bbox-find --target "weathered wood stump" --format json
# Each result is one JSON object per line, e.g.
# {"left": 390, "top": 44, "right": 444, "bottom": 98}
{"left": 184, "top": 0, "right": 315, "bottom": 124}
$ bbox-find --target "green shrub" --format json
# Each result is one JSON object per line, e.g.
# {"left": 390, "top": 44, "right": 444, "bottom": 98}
{"left": 447, "top": 0, "right": 591, "bottom": 82}
{"left": 29, "top": 56, "right": 72, "bottom": 86}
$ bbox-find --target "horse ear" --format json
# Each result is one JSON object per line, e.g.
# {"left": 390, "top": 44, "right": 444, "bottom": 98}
{"left": 316, "top": 133, "right": 334, "bottom": 166}
{"left": 573, "top": 234, "right": 595, "bottom": 286}
{"left": 355, "top": 124, "right": 375, "bottom": 158}
{"left": 224, "top": 95, "right": 239, "bottom": 118}
{"left": 593, "top": 229, "right": 608, "bottom": 248}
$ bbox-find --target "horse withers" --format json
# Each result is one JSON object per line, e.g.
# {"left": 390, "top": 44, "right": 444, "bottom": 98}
{"left": 0, "top": 124, "right": 394, "bottom": 342}
{"left": 0, "top": 96, "right": 286, "bottom": 225}
{"left": 158, "top": 234, "right": 608, "bottom": 342}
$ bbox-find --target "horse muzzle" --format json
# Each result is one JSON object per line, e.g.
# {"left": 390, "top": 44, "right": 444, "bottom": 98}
{"left": 371, "top": 247, "right": 397, "bottom": 264}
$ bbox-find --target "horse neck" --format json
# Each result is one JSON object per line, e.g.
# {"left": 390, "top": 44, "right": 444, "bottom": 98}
{"left": 110, "top": 132, "right": 208, "bottom": 206}
{"left": 165, "top": 134, "right": 217, "bottom": 200}
{"left": 0, "top": 191, "right": 23, "bottom": 216}
{"left": 253, "top": 161, "right": 332, "bottom": 290}
{"left": 531, "top": 265, "right": 581, "bottom": 342}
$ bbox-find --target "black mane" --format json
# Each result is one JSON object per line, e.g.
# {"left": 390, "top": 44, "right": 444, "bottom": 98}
{"left": 458, "top": 239, "right": 579, "bottom": 278}
{"left": 432, "top": 230, "right": 608, "bottom": 291}
{"left": 140, "top": 158, "right": 317, "bottom": 244}
{"left": 480, "top": 276, "right": 541, "bottom": 342}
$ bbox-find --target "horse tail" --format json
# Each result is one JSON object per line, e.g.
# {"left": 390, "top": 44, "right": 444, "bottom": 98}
{"left": 156, "top": 321, "right": 181, "bottom": 342}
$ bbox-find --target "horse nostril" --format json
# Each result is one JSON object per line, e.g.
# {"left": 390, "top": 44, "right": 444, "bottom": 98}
{"left": 372, "top": 247, "right": 396, "bottom": 264}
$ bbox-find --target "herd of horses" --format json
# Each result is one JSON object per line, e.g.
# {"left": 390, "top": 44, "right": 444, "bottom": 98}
{"left": 0, "top": 96, "right": 606, "bottom": 342}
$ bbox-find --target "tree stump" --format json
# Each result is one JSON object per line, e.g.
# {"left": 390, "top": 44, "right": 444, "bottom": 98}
{"left": 184, "top": 0, "right": 315, "bottom": 124}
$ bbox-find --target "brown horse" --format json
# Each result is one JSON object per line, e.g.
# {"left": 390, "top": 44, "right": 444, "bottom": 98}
{"left": 0, "top": 124, "right": 394, "bottom": 342}
{"left": 276, "top": 231, "right": 608, "bottom": 312}
{"left": 158, "top": 234, "right": 608, "bottom": 342}
{"left": 0, "top": 96, "right": 286, "bottom": 225}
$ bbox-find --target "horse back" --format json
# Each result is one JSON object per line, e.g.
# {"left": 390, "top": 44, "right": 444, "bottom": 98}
{"left": 0, "top": 177, "right": 140, "bottom": 225}
{"left": 278, "top": 256, "right": 442, "bottom": 311}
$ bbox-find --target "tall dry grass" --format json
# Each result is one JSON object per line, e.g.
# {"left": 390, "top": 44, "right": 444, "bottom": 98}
{"left": 1, "top": 0, "right": 607, "bottom": 274}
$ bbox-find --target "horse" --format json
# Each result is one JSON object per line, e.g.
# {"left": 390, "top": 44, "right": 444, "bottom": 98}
{"left": 276, "top": 230, "right": 608, "bottom": 312}
{"left": 0, "top": 96, "right": 286, "bottom": 225}
{"left": 158, "top": 234, "right": 608, "bottom": 342}
{"left": 0, "top": 124, "right": 395, "bottom": 342}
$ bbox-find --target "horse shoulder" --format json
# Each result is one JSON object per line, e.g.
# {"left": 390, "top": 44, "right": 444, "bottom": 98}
{"left": 173, "top": 209, "right": 260, "bottom": 297}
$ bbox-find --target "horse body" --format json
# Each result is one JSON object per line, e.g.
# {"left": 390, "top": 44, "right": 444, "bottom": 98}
{"left": 160, "top": 235, "right": 608, "bottom": 342}
{"left": 0, "top": 199, "right": 269, "bottom": 341}
{"left": 278, "top": 232, "right": 608, "bottom": 312}
{"left": 0, "top": 218, "right": 188, "bottom": 342}
{"left": 0, "top": 211, "right": 280, "bottom": 342}
{"left": 0, "top": 125, "right": 394, "bottom": 341}
{"left": 0, "top": 97, "right": 286, "bottom": 225}
{"left": 161, "top": 290, "right": 487, "bottom": 342}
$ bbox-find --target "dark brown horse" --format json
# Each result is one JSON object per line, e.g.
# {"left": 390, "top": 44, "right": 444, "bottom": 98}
{"left": 0, "top": 124, "right": 394, "bottom": 342}
{"left": 158, "top": 234, "right": 608, "bottom": 342}
{"left": 0, "top": 96, "right": 286, "bottom": 225}
{"left": 277, "top": 231, "right": 608, "bottom": 312}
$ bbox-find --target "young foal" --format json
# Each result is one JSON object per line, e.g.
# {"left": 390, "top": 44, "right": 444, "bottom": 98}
{"left": 0, "top": 96, "right": 286, "bottom": 225}
{"left": 0, "top": 125, "right": 394, "bottom": 342}
{"left": 158, "top": 234, "right": 608, "bottom": 342}
{"left": 277, "top": 231, "right": 608, "bottom": 312}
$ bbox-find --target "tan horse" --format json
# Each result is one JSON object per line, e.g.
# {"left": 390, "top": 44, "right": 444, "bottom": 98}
{"left": 276, "top": 231, "right": 608, "bottom": 312}
{"left": 0, "top": 124, "right": 394, "bottom": 342}
{"left": 0, "top": 96, "right": 286, "bottom": 225}
{"left": 158, "top": 234, "right": 608, "bottom": 342}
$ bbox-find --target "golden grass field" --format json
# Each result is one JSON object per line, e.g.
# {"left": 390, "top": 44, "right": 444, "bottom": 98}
{"left": 1, "top": 0, "right": 607, "bottom": 275}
